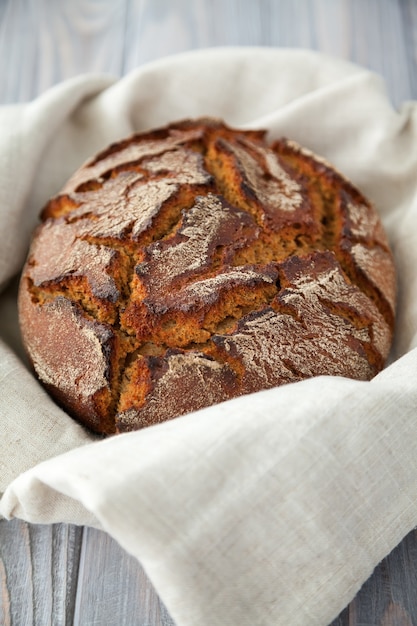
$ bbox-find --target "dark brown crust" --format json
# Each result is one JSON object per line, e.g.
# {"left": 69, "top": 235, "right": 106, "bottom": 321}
{"left": 19, "top": 118, "right": 396, "bottom": 434}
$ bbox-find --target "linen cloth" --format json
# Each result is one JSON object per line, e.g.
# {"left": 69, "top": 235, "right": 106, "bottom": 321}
{"left": 1, "top": 47, "right": 417, "bottom": 625}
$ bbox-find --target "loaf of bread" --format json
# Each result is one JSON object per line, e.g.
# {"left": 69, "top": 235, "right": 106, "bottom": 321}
{"left": 18, "top": 118, "right": 396, "bottom": 434}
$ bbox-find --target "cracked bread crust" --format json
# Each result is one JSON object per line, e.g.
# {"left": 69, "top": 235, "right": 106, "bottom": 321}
{"left": 18, "top": 118, "right": 396, "bottom": 435}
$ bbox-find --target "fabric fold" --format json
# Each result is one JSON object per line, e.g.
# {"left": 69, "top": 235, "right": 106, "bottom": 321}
{"left": 3, "top": 350, "right": 417, "bottom": 626}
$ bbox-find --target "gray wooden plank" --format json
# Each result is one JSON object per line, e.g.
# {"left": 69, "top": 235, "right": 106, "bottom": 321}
{"left": 51, "top": 524, "right": 85, "bottom": 626}
{"left": 1, "top": 0, "right": 415, "bottom": 104}
{"left": 71, "top": 528, "right": 417, "bottom": 626}
{"left": 72, "top": 526, "right": 174, "bottom": 626}
{"left": 0, "top": 556, "right": 11, "bottom": 626}
{"left": 0, "top": 0, "right": 129, "bottom": 103}
{"left": 399, "top": 0, "right": 417, "bottom": 101}
{"left": 0, "top": 519, "right": 83, "bottom": 626}
{"left": 0, "top": 519, "right": 34, "bottom": 625}
{"left": 348, "top": 0, "right": 414, "bottom": 105}
{"left": 2, "top": 517, "right": 417, "bottom": 625}
{"left": 122, "top": 0, "right": 416, "bottom": 105}
{"left": 263, "top": 0, "right": 414, "bottom": 105}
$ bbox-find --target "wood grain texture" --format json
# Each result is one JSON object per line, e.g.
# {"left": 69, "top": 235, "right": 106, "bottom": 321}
{"left": 1, "top": 1, "right": 417, "bottom": 625}
{"left": 0, "top": 0, "right": 416, "bottom": 105}
{"left": 0, "top": 0, "right": 128, "bottom": 102}
{"left": 1, "top": 520, "right": 417, "bottom": 626}
{"left": 73, "top": 527, "right": 173, "bottom": 626}
{"left": 0, "top": 519, "right": 83, "bottom": 625}
{"left": 122, "top": 0, "right": 417, "bottom": 106}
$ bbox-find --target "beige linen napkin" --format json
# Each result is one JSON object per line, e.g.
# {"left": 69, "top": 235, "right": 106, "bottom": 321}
{"left": 1, "top": 48, "right": 417, "bottom": 626}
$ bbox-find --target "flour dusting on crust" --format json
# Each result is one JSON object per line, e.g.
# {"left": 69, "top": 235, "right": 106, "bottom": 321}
{"left": 19, "top": 118, "right": 396, "bottom": 434}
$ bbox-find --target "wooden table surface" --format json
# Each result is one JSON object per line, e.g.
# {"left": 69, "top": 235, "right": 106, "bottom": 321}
{"left": 1, "top": 1, "right": 417, "bottom": 624}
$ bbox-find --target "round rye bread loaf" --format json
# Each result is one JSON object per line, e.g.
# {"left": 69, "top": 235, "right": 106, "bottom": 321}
{"left": 18, "top": 118, "right": 396, "bottom": 435}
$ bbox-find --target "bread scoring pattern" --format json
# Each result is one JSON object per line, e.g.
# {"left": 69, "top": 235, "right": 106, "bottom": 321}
{"left": 18, "top": 119, "right": 396, "bottom": 434}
